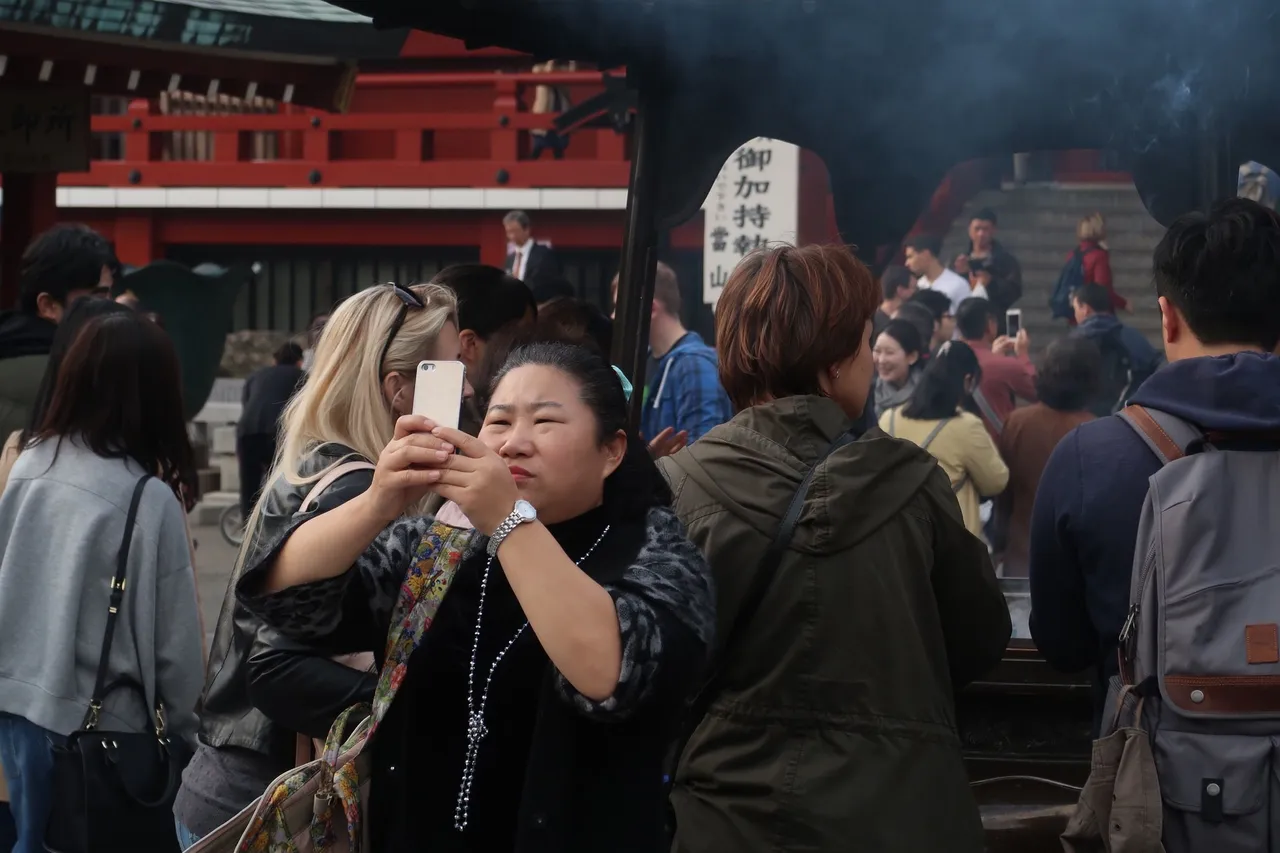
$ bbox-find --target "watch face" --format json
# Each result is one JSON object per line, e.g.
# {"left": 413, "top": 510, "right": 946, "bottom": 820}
{"left": 514, "top": 499, "right": 537, "bottom": 521}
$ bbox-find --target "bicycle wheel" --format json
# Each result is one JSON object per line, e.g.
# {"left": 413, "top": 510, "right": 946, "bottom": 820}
{"left": 220, "top": 504, "right": 245, "bottom": 546}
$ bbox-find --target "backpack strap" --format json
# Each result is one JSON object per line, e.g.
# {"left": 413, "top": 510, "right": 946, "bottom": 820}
{"left": 920, "top": 417, "right": 953, "bottom": 451}
{"left": 971, "top": 389, "right": 1004, "bottom": 435}
{"left": 674, "top": 429, "right": 861, "bottom": 757}
{"left": 300, "top": 460, "right": 377, "bottom": 514}
{"left": 1117, "top": 405, "right": 1204, "bottom": 465}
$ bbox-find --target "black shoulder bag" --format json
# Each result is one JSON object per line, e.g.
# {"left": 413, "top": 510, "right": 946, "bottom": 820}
{"left": 664, "top": 429, "right": 860, "bottom": 830}
{"left": 46, "top": 475, "right": 193, "bottom": 853}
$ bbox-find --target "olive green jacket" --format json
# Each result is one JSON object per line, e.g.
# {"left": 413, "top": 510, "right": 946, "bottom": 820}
{"left": 660, "top": 395, "right": 1011, "bottom": 853}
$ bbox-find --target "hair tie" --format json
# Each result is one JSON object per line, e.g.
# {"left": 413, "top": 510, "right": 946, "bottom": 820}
{"left": 612, "top": 365, "right": 633, "bottom": 402}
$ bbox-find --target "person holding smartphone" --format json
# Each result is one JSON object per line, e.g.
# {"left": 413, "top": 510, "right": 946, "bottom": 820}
{"left": 954, "top": 297, "right": 1037, "bottom": 440}
{"left": 173, "top": 282, "right": 470, "bottom": 849}
{"left": 235, "top": 342, "right": 714, "bottom": 853}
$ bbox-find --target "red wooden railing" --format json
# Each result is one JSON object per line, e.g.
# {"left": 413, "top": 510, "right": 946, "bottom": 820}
{"left": 68, "top": 68, "right": 1122, "bottom": 194}
{"left": 70, "top": 70, "right": 631, "bottom": 189}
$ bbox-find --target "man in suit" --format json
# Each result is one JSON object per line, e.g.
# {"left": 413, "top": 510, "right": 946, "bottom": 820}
{"left": 503, "top": 210, "right": 562, "bottom": 294}
{"left": 238, "top": 342, "right": 305, "bottom": 516}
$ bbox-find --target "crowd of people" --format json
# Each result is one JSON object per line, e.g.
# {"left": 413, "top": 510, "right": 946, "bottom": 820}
{"left": 0, "top": 193, "right": 1274, "bottom": 853}
{"left": 866, "top": 206, "right": 1168, "bottom": 572}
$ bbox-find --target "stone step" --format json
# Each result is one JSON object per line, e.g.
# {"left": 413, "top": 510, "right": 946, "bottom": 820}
{"left": 192, "top": 490, "right": 238, "bottom": 526}
{"left": 990, "top": 185, "right": 1150, "bottom": 209}
{"left": 196, "top": 467, "right": 220, "bottom": 499}
{"left": 941, "top": 183, "right": 1166, "bottom": 353}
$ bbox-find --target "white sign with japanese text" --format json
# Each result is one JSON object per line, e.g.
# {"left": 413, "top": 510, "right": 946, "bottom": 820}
{"left": 702, "top": 138, "right": 800, "bottom": 306}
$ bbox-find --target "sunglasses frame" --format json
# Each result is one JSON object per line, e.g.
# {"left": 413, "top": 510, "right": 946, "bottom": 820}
{"left": 377, "top": 283, "right": 426, "bottom": 376}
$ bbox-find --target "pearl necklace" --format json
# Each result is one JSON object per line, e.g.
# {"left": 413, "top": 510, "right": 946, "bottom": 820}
{"left": 453, "top": 524, "right": 611, "bottom": 832}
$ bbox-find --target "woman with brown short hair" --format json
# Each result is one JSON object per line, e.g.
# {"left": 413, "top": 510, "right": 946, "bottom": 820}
{"left": 661, "top": 243, "right": 1011, "bottom": 853}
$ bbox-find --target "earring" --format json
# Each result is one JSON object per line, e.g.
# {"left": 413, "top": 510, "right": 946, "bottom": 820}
{"left": 834, "top": 367, "right": 842, "bottom": 381}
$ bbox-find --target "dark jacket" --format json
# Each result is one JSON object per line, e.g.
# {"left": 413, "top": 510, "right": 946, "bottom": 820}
{"left": 659, "top": 395, "right": 1011, "bottom": 853}
{"left": 964, "top": 239, "right": 1023, "bottom": 317}
{"left": 505, "top": 242, "right": 562, "bottom": 293}
{"left": 1073, "top": 313, "right": 1164, "bottom": 398}
{"left": 198, "top": 444, "right": 378, "bottom": 756}
{"left": 237, "top": 363, "right": 305, "bottom": 438}
{"left": 0, "top": 311, "right": 55, "bottom": 440}
{"left": 237, "top": 501, "right": 714, "bottom": 853}
{"left": 1028, "top": 352, "right": 1280, "bottom": 730}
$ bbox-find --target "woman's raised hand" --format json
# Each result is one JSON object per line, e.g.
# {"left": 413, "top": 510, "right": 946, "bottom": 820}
{"left": 420, "top": 426, "right": 520, "bottom": 537}
{"left": 366, "top": 415, "right": 455, "bottom": 523}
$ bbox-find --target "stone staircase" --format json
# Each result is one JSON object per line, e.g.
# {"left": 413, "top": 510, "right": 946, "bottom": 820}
{"left": 940, "top": 184, "right": 1166, "bottom": 351}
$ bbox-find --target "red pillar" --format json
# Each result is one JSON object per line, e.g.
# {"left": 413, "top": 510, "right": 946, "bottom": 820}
{"left": 1, "top": 172, "right": 59, "bottom": 309}
{"left": 112, "top": 212, "right": 156, "bottom": 269}
{"left": 479, "top": 213, "right": 509, "bottom": 269}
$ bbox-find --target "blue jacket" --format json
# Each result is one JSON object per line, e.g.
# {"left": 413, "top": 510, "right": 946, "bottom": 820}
{"left": 1073, "top": 313, "right": 1164, "bottom": 389}
{"left": 1028, "top": 352, "right": 1280, "bottom": 729}
{"left": 641, "top": 332, "right": 733, "bottom": 443}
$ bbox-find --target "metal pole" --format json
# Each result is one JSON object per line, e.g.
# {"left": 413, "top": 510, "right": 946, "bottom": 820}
{"left": 610, "top": 93, "right": 662, "bottom": 433}
{"left": 1193, "top": 126, "right": 1236, "bottom": 212}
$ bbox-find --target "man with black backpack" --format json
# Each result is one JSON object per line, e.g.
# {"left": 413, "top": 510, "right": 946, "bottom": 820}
{"left": 1070, "top": 282, "right": 1163, "bottom": 416}
{"left": 1028, "top": 198, "right": 1280, "bottom": 746}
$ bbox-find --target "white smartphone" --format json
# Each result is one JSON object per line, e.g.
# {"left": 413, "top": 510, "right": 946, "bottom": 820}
{"left": 412, "top": 360, "right": 467, "bottom": 431}
{"left": 1005, "top": 308, "right": 1022, "bottom": 339}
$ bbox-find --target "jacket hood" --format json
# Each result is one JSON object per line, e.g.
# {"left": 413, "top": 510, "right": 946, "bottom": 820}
{"left": 0, "top": 311, "right": 54, "bottom": 361}
{"left": 668, "top": 395, "right": 943, "bottom": 554}
{"left": 1128, "top": 351, "right": 1280, "bottom": 432}
{"left": 1076, "top": 313, "right": 1122, "bottom": 339}
{"left": 666, "top": 330, "right": 710, "bottom": 357}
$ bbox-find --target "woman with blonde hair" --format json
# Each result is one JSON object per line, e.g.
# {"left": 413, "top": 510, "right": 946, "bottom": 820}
{"left": 1071, "top": 211, "right": 1127, "bottom": 320}
{"left": 173, "top": 282, "right": 470, "bottom": 849}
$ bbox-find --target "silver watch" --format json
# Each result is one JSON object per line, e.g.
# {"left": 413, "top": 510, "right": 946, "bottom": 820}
{"left": 487, "top": 499, "right": 537, "bottom": 556}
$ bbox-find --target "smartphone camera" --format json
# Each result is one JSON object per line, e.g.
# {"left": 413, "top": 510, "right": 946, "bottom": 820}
{"left": 1005, "top": 310, "right": 1022, "bottom": 339}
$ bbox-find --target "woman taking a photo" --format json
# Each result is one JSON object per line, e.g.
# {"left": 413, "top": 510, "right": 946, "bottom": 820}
{"left": 880, "top": 340, "right": 1010, "bottom": 539}
{"left": 661, "top": 244, "right": 1010, "bottom": 853}
{"left": 236, "top": 341, "right": 713, "bottom": 853}
{"left": 0, "top": 311, "right": 204, "bottom": 853}
{"left": 173, "top": 282, "right": 468, "bottom": 848}
{"left": 872, "top": 317, "right": 925, "bottom": 417}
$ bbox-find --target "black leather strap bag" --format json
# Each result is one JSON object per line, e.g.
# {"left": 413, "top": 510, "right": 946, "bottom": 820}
{"left": 45, "top": 475, "right": 193, "bottom": 853}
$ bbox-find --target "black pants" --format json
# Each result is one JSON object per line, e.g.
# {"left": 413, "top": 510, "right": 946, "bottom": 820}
{"left": 237, "top": 433, "right": 276, "bottom": 517}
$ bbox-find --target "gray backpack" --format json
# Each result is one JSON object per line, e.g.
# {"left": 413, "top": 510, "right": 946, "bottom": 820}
{"left": 1097, "top": 404, "right": 1280, "bottom": 852}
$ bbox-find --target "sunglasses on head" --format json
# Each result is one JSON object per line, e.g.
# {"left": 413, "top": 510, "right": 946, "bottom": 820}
{"left": 377, "top": 283, "right": 426, "bottom": 376}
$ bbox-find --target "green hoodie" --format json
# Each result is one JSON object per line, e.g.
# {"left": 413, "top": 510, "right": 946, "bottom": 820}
{"left": 660, "top": 395, "right": 1011, "bottom": 853}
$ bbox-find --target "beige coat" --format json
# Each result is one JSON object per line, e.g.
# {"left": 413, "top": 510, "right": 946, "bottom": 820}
{"left": 879, "top": 408, "right": 1009, "bottom": 538}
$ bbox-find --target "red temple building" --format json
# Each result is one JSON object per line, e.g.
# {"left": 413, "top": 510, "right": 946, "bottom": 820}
{"left": 4, "top": 18, "right": 1136, "bottom": 339}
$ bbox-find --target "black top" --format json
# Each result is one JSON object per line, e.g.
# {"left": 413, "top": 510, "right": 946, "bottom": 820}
{"left": 375, "top": 504, "right": 613, "bottom": 851}
{"left": 0, "top": 311, "right": 55, "bottom": 360}
{"left": 238, "top": 364, "right": 305, "bottom": 438}
{"left": 237, "top": 501, "right": 715, "bottom": 853}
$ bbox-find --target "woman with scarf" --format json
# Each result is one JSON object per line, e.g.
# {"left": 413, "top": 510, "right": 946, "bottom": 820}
{"left": 872, "top": 318, "right": 926, "bottom": 417}
{"left": 237, "top": 342, "right": 714, "bottom": 853}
